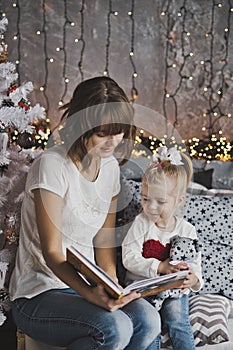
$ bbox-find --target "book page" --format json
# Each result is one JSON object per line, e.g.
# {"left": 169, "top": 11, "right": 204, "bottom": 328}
{"left": 123, "top": 270, "right": 188, "bottom": 295}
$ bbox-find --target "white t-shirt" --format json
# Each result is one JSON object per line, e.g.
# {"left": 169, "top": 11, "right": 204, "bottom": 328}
{"left": 9, "top": 145, "right": 120, "bottom": 300}
{"left": 122, "top": 212, "right": 204, "bottom": 291}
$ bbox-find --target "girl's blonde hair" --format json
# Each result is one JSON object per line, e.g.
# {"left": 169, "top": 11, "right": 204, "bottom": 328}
{"left": 142, "top": 151, "right": 193, "bottom": 197}
{"left": 59, "top": 76, "right": 136, "bottom": 168}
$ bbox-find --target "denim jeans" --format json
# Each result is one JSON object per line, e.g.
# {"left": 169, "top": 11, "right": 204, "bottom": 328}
{"left": 11, "top": 288, "right": 161, "bottom": 350}
{"left": 159, "top": 294, "right": 195, "bottom": 350}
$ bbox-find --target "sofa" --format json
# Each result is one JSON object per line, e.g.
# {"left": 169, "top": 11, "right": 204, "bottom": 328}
{"left": 115, "top": 157, "right": 233, "bottom": 350}
{"left": 1, "top": 155, "right": 233, "bottom": 350}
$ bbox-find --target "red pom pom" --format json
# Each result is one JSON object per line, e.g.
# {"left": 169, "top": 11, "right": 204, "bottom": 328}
{"left": 142, "top": 239, "right": 170, "bottom": 261}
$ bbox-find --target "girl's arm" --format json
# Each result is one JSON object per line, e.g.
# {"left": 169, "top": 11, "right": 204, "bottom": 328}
{"left": 122, "top": 218, "right": 161, "bottom": 279}
{"left": 34, "top": 189, "right": 139, "bottom": 311}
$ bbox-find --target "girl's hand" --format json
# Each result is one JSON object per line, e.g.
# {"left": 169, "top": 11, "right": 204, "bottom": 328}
{"left": 85, "top": 284, "right": 141, "bottom": 312}
{"left": 158, "top": 258, "right": 189, "bottom": 275}
{"left": 180, "top": 269, "right": 199, "bottom": 294}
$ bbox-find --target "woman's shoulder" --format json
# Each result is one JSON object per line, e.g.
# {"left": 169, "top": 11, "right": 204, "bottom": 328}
{"left": 100, "top": 156, "right": 120, "bottom": 175}
{"left": 26, "top": 145, "right": 71, "bottom": 180}
{"left": 101, "top": 155, "right": 119, "bottom": 167}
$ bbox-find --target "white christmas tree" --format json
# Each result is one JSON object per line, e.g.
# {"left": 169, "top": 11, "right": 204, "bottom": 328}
{"left": 0, "top": 16, "right": 45, "bottom": 166}
{"left": 0, "top": 15, "right": 46, "bottom": 326}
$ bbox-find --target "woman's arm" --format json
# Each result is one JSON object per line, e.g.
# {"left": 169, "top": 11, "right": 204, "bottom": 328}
{"left": 34, "top": 189, "right": 140, "bottom": 311}
{"left": 93, "top": 195, "right": 119, "bottom": 282}
{"left": 33, "top": 188, "right": 95, "bottom": 296}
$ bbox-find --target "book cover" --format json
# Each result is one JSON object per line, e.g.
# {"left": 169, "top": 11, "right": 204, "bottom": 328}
{"left": 67, "top": 245, "right": 188, "bottom": 299}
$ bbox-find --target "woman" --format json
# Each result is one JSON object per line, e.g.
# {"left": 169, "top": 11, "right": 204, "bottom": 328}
{"left": 9, "top": 76, "right": 160, "bottom": 349}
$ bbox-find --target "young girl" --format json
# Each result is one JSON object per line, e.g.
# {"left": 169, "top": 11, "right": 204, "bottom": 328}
{"left": 122, "top": 146, "right": 204, "bottom": 350}
{"left": 9, "top": 76, "right": 160, "bottom": 349}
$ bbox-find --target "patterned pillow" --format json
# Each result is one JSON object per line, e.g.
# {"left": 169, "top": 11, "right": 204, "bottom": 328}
{"left": 189, "top": 294, "right": 231, "bottom": 346}
{"left": 182, "top": 193, "right": 233, "bottom": 299}
{"left": 116, "top": 176, "right": 142, "bottom": 242}
{"left": 161, "top": 294, "right": 231, "bottom": 348}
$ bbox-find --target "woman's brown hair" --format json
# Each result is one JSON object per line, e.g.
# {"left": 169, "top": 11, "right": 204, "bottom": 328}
{"left": 59, "top": 76, "right": 136, "bottom": 168}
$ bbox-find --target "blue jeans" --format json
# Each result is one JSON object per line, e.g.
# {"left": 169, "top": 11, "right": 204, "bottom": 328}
{"left": 159, "top": 294, "right": 195, "bottom": 350}
{"left": 11, "top": 288, "right": 161, "bottom": 350}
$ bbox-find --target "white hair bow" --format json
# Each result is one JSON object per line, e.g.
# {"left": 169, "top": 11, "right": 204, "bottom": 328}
{"left": 153, "top": 146, "right": 183, "bottom": 166}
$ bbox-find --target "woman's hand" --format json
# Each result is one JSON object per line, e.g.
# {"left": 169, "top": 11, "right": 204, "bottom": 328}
{"left": 85, "top": 284, "right": 141, "bottom": 312}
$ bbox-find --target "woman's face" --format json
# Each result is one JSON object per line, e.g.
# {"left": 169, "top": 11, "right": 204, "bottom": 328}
{"left": 88, "top": 131, "right": 124, "bottom": 158}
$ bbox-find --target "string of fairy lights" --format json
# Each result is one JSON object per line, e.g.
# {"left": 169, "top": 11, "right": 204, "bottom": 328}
{"left": 103, "top": 0, "right": 138, "bottom": 103}
{"left": 128, "top": 0, "right": 138, "bottom": 103}
{"left": 12, "top": 0, "right": 21, "bottom": 83}
{"left": 3, "top": 1, "right": 233, "bottom": 160}
{"left": 39, "top": 0, "right": 50, "bottom": 115}
{"left": 202, "top": 0, "right": 232, "bottom": 138}
{"left": 77, "top": 0, "right": 86, "bottom": 81}
{"left": 155, "top": 0, "right": 233, "bottom": 161}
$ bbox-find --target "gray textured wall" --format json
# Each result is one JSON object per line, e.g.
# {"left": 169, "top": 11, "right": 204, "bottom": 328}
{"left": 1, "top": 0, "right": 232, "bottom": 141}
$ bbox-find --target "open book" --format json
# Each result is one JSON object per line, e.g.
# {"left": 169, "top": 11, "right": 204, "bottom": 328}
{"left": 67, "top": 245, "right": 189, "bottom": 299}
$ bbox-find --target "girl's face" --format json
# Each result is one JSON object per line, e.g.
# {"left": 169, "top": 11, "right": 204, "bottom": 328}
{"left": 89, "top": 131, "right": 124, "bottom": 158}
{"left": 141, "top": 179, "right": 184, "bottom": 228}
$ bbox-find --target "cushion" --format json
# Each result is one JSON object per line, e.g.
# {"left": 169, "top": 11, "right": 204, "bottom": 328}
{"left": 193, "top": 169, "right": 213, "bottom": 189}
{"left": 116, "top": 176, "right": 142, "bottom": 238}
{"left": 182, "top": 193, "right": 233, "bottom": 300}
{"left": 205, "top": 160, "right": 233, "bottom": 190}
{"left": 189, "top": 294, "right": 231, "bottom": 346}
{"left": 161, "top": 294, "right": 231, "bottom": 348}
{"left": 120, "top": 157, "right": 150, "bottom": 180}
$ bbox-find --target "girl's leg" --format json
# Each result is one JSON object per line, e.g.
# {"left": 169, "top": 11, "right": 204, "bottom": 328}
{"left": 12, "top": 290, "right": 160, "bottom": 350}
{"left": 160, "top": 294, "right": 195, "bottom": 350}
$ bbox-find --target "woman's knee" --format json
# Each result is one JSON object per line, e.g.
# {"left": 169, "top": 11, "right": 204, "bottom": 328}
{"left": 100, "top": 310, "right": 134, "bottom": 348}
{"left": 124, "top": 298, "right": 161, "bottom": 335}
